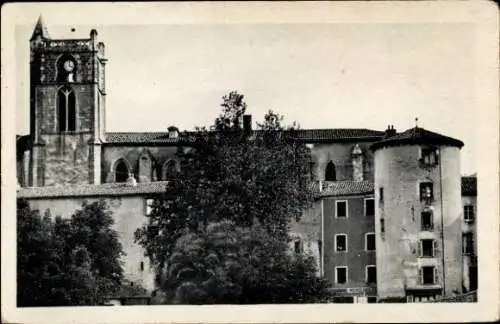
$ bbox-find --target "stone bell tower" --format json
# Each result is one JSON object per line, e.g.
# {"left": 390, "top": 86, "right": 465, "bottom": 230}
{"left": 28, "top": 16, "right": 107, "bottom": 186}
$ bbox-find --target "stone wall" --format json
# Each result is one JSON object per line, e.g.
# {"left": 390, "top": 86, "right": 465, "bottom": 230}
{"left": 25, "top": 195, "right": 156, "bottom": 292}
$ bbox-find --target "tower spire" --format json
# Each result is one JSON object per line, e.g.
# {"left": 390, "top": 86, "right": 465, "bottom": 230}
{"left": 30, "top": 15, "right": 50, "bottom": 40}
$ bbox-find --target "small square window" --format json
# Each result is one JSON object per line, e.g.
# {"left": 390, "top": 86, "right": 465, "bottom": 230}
{"left": 335, "top": 234, "right": 347, "bottom": 252}
{"left": 365, "top": 198, "right": 375, "bottom": 216}
{"left": 365, "top": 233, "right": 376, "bottom": 251}
{"left": 336, "top": 201, "right": 347, "bottom": 218}
{"left": 336, "top": 267, "right": 348, "bottom": 284}
{"left": 366, "top": 266, "right": 376, "bottom": 284}
{"left": 420, "top": 182, "right": 434, "bottom": 201}
{"left": 464, "top": 205, "right": 475, "bottom": 223}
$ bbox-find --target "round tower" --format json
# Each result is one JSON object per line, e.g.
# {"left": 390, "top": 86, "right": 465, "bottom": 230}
{"left": 371, "top": 126, "right": 464, "bottom": 301}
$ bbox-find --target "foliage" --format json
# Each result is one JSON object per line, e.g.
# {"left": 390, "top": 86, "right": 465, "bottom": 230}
{"left": 135, "top": 91, "right": 325, "bottom": 303}
{"left": 17, "top": 199, "right": 124, "bottom": 306}
{"left": 161, "top": 220, "right": 331, "bottom": 304}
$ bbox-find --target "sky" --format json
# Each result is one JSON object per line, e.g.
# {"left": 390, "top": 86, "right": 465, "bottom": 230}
{"left": 15, "top": 14, "right": 479, "bottom": 175}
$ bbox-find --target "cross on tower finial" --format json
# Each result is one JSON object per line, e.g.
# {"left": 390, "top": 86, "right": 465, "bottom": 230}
{"left": 415, "top": 117, "right": 419, "bottom": 128}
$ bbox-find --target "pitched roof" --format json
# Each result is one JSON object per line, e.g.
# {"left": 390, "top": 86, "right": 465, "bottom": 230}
{"left": 31, "top": 15, "right": 50, "bottom": 40}
{"left": 319, "top": 180, "right": 374, "bottom": 197}
{"left": 294, "top": 129, "right": 384, "bottom": 143}
{"left": 461, "top": 176, "right": 477, "bottom": 196}
{"left": 17, "top": 181, "right": 169, "bottom": 199}
{"left": 371, "top": 127, "right": 464, "bottom": 151}
{"left": 105, "top": 128, "right": 384, "bottom": 145}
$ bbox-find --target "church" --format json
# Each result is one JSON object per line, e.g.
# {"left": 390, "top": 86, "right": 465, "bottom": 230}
{"left": 16, "top": 17, "right": 477, "bottom": 303}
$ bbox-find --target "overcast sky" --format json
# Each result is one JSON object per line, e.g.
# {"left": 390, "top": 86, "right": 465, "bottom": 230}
{"left": 15, "top": 13, "right": 478, "bottom": 174}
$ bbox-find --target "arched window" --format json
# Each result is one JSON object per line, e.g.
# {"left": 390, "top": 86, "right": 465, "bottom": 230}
{"left": 57, "top": 86, "right": 76, "bottom": 132}
{"left": 115, "top": 159, "right": 129, "bottom": 183}
{"left": 325, "top": 161, "right": 336, "bottom": 181}
{"left": 162, "top": 160, "right": 178, "bottom": 180}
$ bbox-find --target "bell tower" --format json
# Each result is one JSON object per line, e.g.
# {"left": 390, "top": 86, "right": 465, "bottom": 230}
{"left": 28, "top": 16, "right": 107, "bottom": 186}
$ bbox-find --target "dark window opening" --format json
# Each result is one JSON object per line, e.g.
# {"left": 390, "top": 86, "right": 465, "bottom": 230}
{"left": 366, "top": 266, "right": 377, "bottom": 284}
{"left": 464, "top": 205, "right": 475, "bottom": 223}
{"left": 336, "top": 235, "right": 347, "bottom": 252}
{"left": 294, "top": 240, "right": 302, "bottom": 254}
{"left": 421, "top": 266, "right": 435, "bottom": 285}
{"left": 420, "top": 147, "right": 438, "bottom": 166}
{"left": 379, "top": 187, "right": 384, "bottom": 202}
{"left": 366, "top": 233, "right": 376, "bottom": 251}
{"left": 463, "top": 233, "right": 474, "bottom": 255}
{"left": 469, "top": 266, "right": 478, "bottom": 291}
{"left": 421, "top": 211, "right": 433, "bottom": 231}
{"left": 163, "top": 160, "right": 178, "bottom": 180}
{"left": 115, "top": 160, "right": 129, "bottom": 183}
{"left": 367, "top": 296, "right": 377, "bottom": 303}
{"left": 380, "top": 218, "right": 385, "bottom": 233}
{"left": 336, "top": 201, "right": 347, "bottom": 218}
{"left": 325, "top": 161, "right": 336, "bottom": 181}
{"left": 57, "top": 86, "right": 76, "bottom": 132}
{"left": 420, "top": 182, "right": 434, "bottom": 201}
{"left": 420, "top": 239, "right": 435, "bottom": 257}
{"left": 336, "top": 267, "right": 347, "bottom": 284}
{"left": 140, "top": 261, "right": 144, "bottom": 272}
{"left": 365, "top": 198, "right": 375, "bottom": 216}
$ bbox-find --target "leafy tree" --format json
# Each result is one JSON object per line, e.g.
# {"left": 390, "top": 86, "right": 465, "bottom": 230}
{"left": 17, "top": 199, "right": 124, "bottom": 306}
{"left": 135, "top": 91, "right": 324, "bottom": 303}
{"left": 161, "top": 220, "right": 331, "bottom": 304}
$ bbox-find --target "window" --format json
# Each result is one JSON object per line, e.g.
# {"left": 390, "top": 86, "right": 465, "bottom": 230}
{"left": 325, "top": 161, "right": 336, "bottom": 181}
{"left": 379, "top": 187, "right": 384, "bottom": 202}
{"left": 294, "top": 239, "right": 303, "bottom": 254}
{"left": 365, "top": 233, "right": 376, "bottom": 251}
{"left": 115, "top": 160, "right": 129, "bottom": 183}
{"left": 335, "top": 234, "right": 347, "bottom": 252}
{"left": 366, "top": 265, "right": 376, "bottom": 284}
{"left": 336, "top": 200, "right": 348, "bottom": 218}
{"left": 420, "top": 182, "right": 434, "bottom": 201}
{"left": 420, "top": 147, "right": 438, "bottom": 166}
{"left": 335, "top": 266, "right": 348, "bottom": 284}
{"left": 365, "top": 198, "right": 375, "bottom": 216}
{"left": 163, "top": 160, "right": 179, "bottom": 180}
{"left": 420, "top": 266, "right": 437, "bottom": 285}
{"left": 464, "top": 205, "right": 475, "bottom": 223}
{"left": 419, "top": 239, "right": 436, "bottom": 257}
{"left": 380, "top": 218, "right": 385, "bottom": 233}
{"left": 57, "top": 86, "right": 76, "bottom": 132}
{"left": 140, "top": 261, "right": 144, "bottom": 272}
{"left": 463, "top": 232, "right": 474, "bottom": 255}
{"left": 145, "top": 198, "right": 155, "bottom": 216}
{"left": 421, "top": 210, "right": 433, "bottom": 231}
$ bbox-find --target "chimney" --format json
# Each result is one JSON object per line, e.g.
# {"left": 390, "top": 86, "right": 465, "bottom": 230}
{"left": 168, "top": 126, "right": 179, "bottom": 139}
{"left": 243, "top": 115, "right": 252, "bottom": 134}
{"left": 384, "top": 125, "right": 397, "bottom": 138}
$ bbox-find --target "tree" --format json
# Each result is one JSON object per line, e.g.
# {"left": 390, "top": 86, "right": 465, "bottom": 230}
{"left": 162, "top": 220, "right": 331, "bottom": 304}
{"left": 17, "top": 199, "right": 124, "bottom": 306}
{"left": 135, "top": 91, "right": 324, "bottom": 303}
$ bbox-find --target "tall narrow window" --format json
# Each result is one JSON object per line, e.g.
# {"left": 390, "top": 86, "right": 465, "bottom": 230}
{"left": 464, "top": 205, "right": 475, "bottom": 223}
{"left": 335, "top": 234, "right": 347, "bottom": 252}
{"left": 294, "top": 239, "right": 303, "bottom": 254}
{"left": 115, "top": 160, "right": 129, "bottom": 183}
{"left": 419, "top": 239, "right": 436, "bottom": 257}
{"left": 366, "top": 266, "right": 376, "bottom": 284}
{"left": 379, "top": 187, "right": 384, "bottom": 202}
{"left": 163, "top": 160, "right": 179, "bottom": 180}
{"left": 365, "top": 198, "right": 375, "bottom": 216}
{"left": 325, "top": 161, "right": 336, "bottom": 181}
{"left": 336, "top": 200, "right": 348, "bottom": 218}
{"left": 57, "top": 86, "right": 76, "bottom": 132}
{"left": 463, "top": 232, "right": 474, "bottom": 255}
{"left": 335, "top": 266, "right": 348, "bottom": 284}
{"left": 420, "top": 266, "right": 436, "bottom": 285}
{"left": 421, "top": 210, "right": 433, "bottom": 231}
{"left": 365, "top": 233, "right": 376, "bottom": 251}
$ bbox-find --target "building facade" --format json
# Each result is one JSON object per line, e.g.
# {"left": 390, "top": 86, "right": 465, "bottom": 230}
{"left": 16, "top": 19, "right": 478, "bottom": 302}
